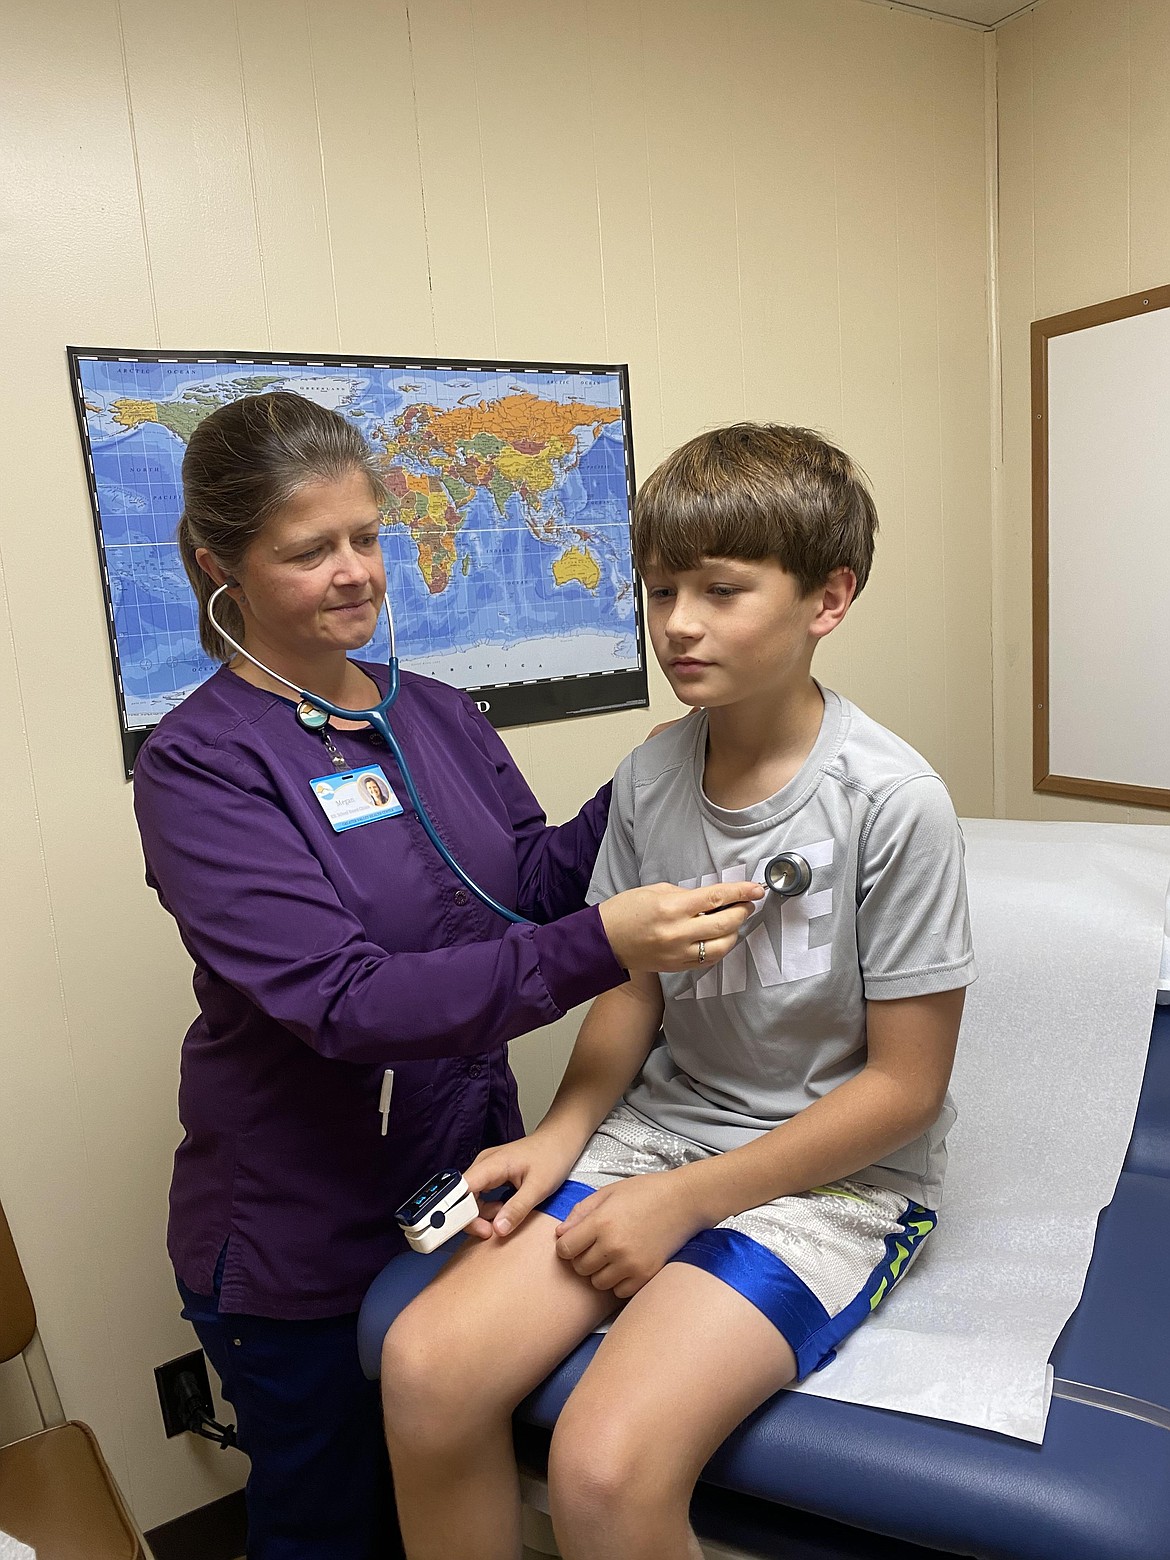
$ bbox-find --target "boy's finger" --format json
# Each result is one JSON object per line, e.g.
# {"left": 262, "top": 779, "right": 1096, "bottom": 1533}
{"left": 588, "top": 1263, "right": 624, "bottom": 1291}
{"left": 464, "top": 1155, "right": 513, "bottom": 1194}
{"left": 466, "top": 1214, "right": 497, "bottom": 1240}
{"left": 569, "top": 1243, "right": 609, "bottom": 1278}
{"left": 491, "top": 1187, "right": 545, "bottom": 1236}
{"left": 554, "top": 1219, "right": 594, "bottom": 1259}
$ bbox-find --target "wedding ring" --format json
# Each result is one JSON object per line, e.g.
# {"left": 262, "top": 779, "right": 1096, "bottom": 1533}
{"left": 697, "top": 941, "right": 706, "bottom": 964}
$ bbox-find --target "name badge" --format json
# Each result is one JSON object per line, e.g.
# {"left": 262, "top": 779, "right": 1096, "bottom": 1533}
{"left": 310, "top": 765, "right": 404, "bottom": 832}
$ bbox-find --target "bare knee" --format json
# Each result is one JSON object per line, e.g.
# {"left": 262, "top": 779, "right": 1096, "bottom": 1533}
{"left": 548, "top": 1398, "right": 690, "bottom": 1541}
{"left": 381, "top": 1300, "right": 488, "bottom": 1451}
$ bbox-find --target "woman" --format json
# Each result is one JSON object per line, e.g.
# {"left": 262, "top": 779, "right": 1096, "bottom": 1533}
{"left": 133, "top": 392, "right": 757, "bottom": 1560}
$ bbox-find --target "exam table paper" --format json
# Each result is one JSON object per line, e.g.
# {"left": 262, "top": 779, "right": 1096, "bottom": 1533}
{"left": 0, "top": 1533, "right": 35, "bottom": 1560}
{"left": 793, "top": 819, "right": 1170, "bottom": 1443}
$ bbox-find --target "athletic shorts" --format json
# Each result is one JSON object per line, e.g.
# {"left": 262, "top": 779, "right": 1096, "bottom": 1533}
{"left": 539, "top": 1104, "right": 937, "bottom": 1380}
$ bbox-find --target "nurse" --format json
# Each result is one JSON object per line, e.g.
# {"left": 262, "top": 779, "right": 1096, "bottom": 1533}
{"left": 132, "top": 391, "right": 759, "bottom": 1560}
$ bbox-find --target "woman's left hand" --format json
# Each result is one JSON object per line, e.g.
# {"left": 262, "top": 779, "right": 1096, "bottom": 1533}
{"left": 553, "top": 1172, "right": 708, "bottom": 1299}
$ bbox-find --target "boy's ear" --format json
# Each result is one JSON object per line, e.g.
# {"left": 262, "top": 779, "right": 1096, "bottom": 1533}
{"left": 808, "top": 567, "right": 857, "bottom": 641}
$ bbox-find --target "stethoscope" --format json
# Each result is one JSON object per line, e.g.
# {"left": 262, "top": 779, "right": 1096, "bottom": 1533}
{"left": 205, "top": 586, "right": 815, "bottom": 924}
{"left": 206, "top": 583, "right": 529, "bottom": 925}
{"left": 762, "top": 853, "right": 813, "bottom": 898}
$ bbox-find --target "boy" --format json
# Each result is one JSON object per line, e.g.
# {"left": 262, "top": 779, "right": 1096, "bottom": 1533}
{"left": 381, "top": 424, "right": 975, "bottom": 1560}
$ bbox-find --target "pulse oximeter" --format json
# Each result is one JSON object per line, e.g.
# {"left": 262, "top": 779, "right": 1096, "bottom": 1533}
{"left": 395, "top": 1169, "right": 479, "bottom": 1254}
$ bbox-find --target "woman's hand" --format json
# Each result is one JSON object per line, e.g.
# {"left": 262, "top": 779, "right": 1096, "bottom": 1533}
{"left": 462, "top": 1126, "right": 584, "bottom": 1240}
{"left": 553, "top": 1172, "right": 707, "bottom": 1300}
{"left": 598, "top": 880, "right": 763, "bottom": 973}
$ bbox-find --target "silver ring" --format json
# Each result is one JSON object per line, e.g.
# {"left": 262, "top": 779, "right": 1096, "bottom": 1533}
{"left": 697, "top": 941, "right": 706, "bottom": 964}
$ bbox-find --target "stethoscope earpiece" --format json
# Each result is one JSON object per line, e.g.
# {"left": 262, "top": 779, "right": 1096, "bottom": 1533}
{"left": 763, "top": 852, "right": 813, "bottom": 899}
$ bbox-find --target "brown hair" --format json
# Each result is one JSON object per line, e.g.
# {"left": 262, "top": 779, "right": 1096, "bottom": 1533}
{"left": 633, "top": 423, "right": 878, "bottom": 596}
{"left": 178, "top": 391, "right": 386, "bottom": 660}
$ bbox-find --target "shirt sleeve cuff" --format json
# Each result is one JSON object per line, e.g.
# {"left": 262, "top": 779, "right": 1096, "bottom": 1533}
{"left": 863, "top": 954, "right": 978, "bottom": 1001}
{"left": 532, "top": 903, "right": 628, "bottom": 1014}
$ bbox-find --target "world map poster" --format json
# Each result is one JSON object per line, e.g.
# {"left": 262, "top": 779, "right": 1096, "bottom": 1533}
{"left": 68, "top": 349, "right": 647, "bottom": 774}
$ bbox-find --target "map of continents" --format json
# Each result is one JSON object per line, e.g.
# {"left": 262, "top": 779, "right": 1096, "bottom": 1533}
{"left": 73, "top": 357, "right": 640, "bottom": 729}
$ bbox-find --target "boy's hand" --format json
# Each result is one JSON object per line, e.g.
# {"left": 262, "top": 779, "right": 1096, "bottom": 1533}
{"left": 462, "top": 1128, "right": 583, "bottom": 1240}
{"left": 553, "top": 1172, "right": 707, "bottom": 1299}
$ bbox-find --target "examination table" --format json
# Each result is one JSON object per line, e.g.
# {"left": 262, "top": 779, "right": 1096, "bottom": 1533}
{"left": 357, "top": 1002, "right": 1170, "bottom": 1559}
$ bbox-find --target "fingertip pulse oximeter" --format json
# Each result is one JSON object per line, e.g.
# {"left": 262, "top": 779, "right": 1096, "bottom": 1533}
{"left": 395, "top": 1168, "right": 479, "bottom": 1254}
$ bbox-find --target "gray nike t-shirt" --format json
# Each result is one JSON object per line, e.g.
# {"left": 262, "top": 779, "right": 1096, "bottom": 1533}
{"left": 588, "top": 686, "right": 976, "bottom": 1209}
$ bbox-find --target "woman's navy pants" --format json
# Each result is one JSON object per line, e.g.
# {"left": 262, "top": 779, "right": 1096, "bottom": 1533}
{"left": 178, "top": 1272, "right": 404, "bottom": 1560}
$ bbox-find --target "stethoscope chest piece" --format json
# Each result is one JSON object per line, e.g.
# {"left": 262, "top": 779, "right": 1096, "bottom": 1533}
{"left": 763, "top": 852, "right": 813, "bottom": 898}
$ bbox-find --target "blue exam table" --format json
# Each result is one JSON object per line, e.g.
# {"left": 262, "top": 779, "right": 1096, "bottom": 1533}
{"left": 358, "top": 1004, "right": 1170, "bottom": 1559}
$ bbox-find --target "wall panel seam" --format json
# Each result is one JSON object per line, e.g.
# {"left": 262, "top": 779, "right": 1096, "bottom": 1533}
{"left": 403, "top": 1, "right": 439, "bottom": 352}
{"left": 233, "top": 0, "right": 273, "bottom": 346}
{"left": 466, "top": 0, "right": 499, "bottom": 356}
{"left": 985, "top": 27, "right": 1007, "bottom": 816}
{"left": 635, "top": 0, "right": 667, "bottom": 455}
{"left": 114, "top": 0, "right": 160, "bottom": 345}
{"left": 726, "top": 0, "right": 748, "bottom": 421}
{"left": 930, "top": 28, "right": 951, "bottom": 787}
{"left": 305, "top": 0, "right": 343, "bottom": 351}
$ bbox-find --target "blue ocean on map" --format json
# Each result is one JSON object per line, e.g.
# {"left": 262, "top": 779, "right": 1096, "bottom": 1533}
{"left": 74, "top": 357, "right": 641, "bottom": 729}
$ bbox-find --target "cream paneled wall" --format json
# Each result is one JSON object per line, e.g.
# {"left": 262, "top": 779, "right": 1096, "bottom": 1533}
{"left": 995, "top": 0, "right": 1170, "bottom": 824}
{"left": 0, "top": 0, "right": 991, "bottom": 1528}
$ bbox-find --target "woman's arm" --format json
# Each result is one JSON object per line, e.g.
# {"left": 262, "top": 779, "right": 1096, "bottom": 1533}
{"left": 134, "top": 733, "right": 751, "bottom": 1066}
{"left": 134, "top": 734, "right": 625, "bottom": 1065}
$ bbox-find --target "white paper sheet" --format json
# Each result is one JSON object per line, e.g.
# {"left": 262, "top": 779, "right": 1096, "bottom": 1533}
{"left": 0, "top": 1532, "right": 36, "bottom": 1560}
{"left": 793, "top": 819, "right": 1170, "bottom": 1442}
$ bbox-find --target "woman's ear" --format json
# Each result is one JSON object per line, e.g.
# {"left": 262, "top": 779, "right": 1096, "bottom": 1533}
{"left": 195, "top": 548, "right": 241, "bottom": 594}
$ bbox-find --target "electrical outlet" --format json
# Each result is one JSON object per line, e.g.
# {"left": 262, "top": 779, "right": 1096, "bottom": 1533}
{"left": 155, "top": 1349, "right": 213, "bottom": 1438}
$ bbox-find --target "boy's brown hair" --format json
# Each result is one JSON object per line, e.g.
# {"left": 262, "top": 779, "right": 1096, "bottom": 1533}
{"left": 633, "top": 423, "right": 878, "bottom": 596}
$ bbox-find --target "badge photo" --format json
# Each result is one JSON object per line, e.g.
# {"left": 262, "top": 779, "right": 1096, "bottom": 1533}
{"left": 310, "top": 764, "right": 404, "bottom": 833}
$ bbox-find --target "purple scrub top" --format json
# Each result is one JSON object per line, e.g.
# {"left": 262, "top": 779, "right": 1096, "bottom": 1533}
{"left": 133, "top": 663, "right": 624, "bottom": 1319}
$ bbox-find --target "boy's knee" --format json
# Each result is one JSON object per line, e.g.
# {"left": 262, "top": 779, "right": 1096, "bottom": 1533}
{"left": 549, "top": 1407, "right": 675, "bottom": 1532}
{"left": 380, "top": 1304, "right": 458, "bottom": 1435}
{"left": 380, "top": 1299, "right": 512, "bottom": 1447}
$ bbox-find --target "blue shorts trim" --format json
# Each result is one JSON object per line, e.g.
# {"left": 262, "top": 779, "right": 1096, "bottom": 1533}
{"left": 793, "top": 1201, "right": 937, "bottom": 1375}
{"left": 670, "top": 1228, "right": 831, "bottom": 1378}
{"left": 538, "top": 1178, "right": 596, "bottom": 1222}
{"left": 537, "top": 1176, "right": 937, "bottom": 1380}
{"left": 671, "top": 1201, "right": 938, "bottom": 1379}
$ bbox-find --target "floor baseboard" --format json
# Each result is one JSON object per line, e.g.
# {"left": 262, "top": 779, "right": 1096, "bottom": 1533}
{"left": 145, "top": 1488, "right": 246, "bottom": 1560}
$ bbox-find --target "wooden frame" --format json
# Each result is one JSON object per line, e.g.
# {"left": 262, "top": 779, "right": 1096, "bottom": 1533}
{"left": 1031, "top": 282, "right": 1170, "bottom": 809}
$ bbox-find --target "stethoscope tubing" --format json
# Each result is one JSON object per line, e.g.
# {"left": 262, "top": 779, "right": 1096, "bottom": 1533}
{"left": 205, "top": 584, "right": 529, "bottom": 925}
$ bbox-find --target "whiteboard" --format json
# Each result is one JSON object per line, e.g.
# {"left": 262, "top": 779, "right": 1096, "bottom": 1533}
{"left": 1033, "top": 285, "right": 1170, "bottom": 809}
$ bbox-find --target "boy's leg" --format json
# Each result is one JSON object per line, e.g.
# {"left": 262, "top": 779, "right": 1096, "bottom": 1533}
{"left": 381, "top": 1213, "right": 618, "bottom": 1560}
{"left": 547, "top": 1263, "right": 798, "bottom": 1560}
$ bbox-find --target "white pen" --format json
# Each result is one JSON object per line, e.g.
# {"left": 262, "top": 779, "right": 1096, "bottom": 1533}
{"left": 378, "top": 1069, "right": 394, "bottom": 1136}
